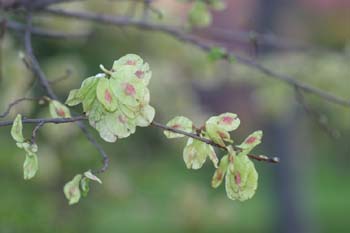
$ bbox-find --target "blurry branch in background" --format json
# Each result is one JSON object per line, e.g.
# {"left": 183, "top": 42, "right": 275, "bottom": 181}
{"left": 49, "top": 68, "right": 72, "bottom": 85}
{"left": 0, "top": 97, "right": 43, "bottom": 118}
{"left": 294, "top": 86, "right": 340, "bottom": 139}
{"left": 41, "top": 8, "right": 350, "bottom": 109}
{"left": 2, "top": 18, "right": 91, "bottom": 39}
{"left": 0, "top": 114, "right": 279, "bottom": 164}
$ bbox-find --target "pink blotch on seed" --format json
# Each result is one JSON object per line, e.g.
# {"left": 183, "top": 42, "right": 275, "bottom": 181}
{"left": 124, "top": 83, "right": 136, "bottom": 96}
{"left": 104, "top": 89, "right": 112, "bottom": 103}
{"left": 246, "top": 136, "right": 257, "bottom": 144}
{"left": 126, "top": 60, "right": 136, "bottom": 65}
{"left": 135, "top": 70, "right": 144, "bottom": 78}
{"left": 235, "top": 172, "right": 241, "bottom": 185}
{"left": 222, "top": 116, "right": 234, "bottom": 124}
{"left": 56, "top": 108, "right": 66, "bottom": 117}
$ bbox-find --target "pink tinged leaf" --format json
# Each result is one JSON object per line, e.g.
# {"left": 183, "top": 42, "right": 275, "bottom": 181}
{"left": 216, "top": 171, "right": 223, "bottom": 181}
{"left": 218, "top": 130, "right": 229, "bottom": 139}
{"left": 104, "top": 89, "right": 112, "bottom": 103}
{"left": 124, "top": 83, "right": 136, "bottom": 96}
{"left": 246, "top": 136, "right": 257, "bottom": 144}
{"left": 125, "top": 60, "right": 136, "bottom": 65}
{"left": 135, "top": 70, "right": 144, "bottom": 79}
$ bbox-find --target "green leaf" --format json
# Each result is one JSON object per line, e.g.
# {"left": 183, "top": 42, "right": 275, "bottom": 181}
{"left": 11, "top": 114, "right": 24, "bottom": 143}
{"left": 84, "top": 170, "right": 102, "bottom": 184}
{"left": 210, "top": 0, "right": 226, "bottom": 11}
{"left": 96, "top": 78, "right": 118, "bottom": 112}
{"left": 188, "top": 1, "right": 212, "bottom": 28}
{"left": 208, "top": 47, "right": 226, "bottom": 62}
{"left": 65, "top": 89, "right": 82, "bottom": 106}
{"left": 23, "top": 153, "right": 38, "bottom": 180}
{"left": 225, "top": 155, "right": 258, "bottom": 201}
{"left": 211, "top": 155, "right": 229, "bottom": 188}
{"left": 79, "top": 76, "right": 100, "bottom": 112}
{"left": 80, "top": 177, "right": 90, "bottom": 197}
{"left": 164, "top": 116, "right": 193, "bottom": 138}
{"left": 237, "top": 130, "right": 263, "bottom": 155}
{"left": 64, "top": 174, "right": 82, "bottom": 205}
{"left": 49, "top": 100, "right": 71, "bottom": 118}
{"left": 206, "top": 113, "right": 240, "bottom": 132}
{"left": 183, "top": 138, "right": 217, "bottom": 169}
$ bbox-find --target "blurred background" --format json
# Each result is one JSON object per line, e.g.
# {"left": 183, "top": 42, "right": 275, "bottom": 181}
{"left": 0, "top": 0, "right": 349, "bottom": 232}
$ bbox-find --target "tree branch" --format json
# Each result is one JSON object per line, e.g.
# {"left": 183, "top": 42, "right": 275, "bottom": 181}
{"left": 0, "top": 114, "right": 279, "bottom": 164}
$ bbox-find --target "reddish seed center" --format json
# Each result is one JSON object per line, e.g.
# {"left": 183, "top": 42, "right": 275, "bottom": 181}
{"left": 56, "top": 108, "right": 66, "bottom": 117}
{"left": 235, "top": 172, "right": 241, "bottom": 185}
{"left": 222, "top": 116, "right": 234, "bottom": 124}
{"left": 126, "top": 60, "right": 136, "bottom": 65}
{"left": 216, "top": 171, "right": 223, "bottom": 181}
{"left": 124, "top": 83, "right": 136, "bottom": 96}
{"left": 135, "top": 70, "right": 144, "bottom": 78}
{"left": 104, "top": 89, "right": 112, "bottom": 103}
{"left": 246, "top": 136, "right": 257, "bottom": 144}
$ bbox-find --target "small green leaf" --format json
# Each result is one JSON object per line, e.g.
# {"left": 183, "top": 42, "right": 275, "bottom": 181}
{"left": 23, "top": 153, "right": 38, "bottom": 180}
{"left": 96, "top": 78, "right": 118, "bottom": 112}
{"left": 208, "top": 47, "right": 226, "bottom": 62}
{"left": 189, "top": 1, "right": 212, "bottom": 28}
{"left": 84, "top": 170, "right": 102, "bottom": 184}
{"left": 225, "top": 155, "right": 258, "bottom": 201}
{"left": 11, "top": 114, "right": 24, "bottom": 143}
{"left": 65, "top": 89, "right": 82, "bottom": 106}
{"left": 211, "top": 155, "right": 229, "bottom": 188}
{"left": 164, "top": 116, "right": 193, "bottom": 138}
{"left": 237, "top": 130, "right": 263, "bottom": 155}
{"left": 64, "top": 174, "right": 82, "bottom": 205}
{"left": 210, "top": 0, "right": 226, "bottom": 11}
{"left": 49, "top": 100, "right": 71, "bottom": 118}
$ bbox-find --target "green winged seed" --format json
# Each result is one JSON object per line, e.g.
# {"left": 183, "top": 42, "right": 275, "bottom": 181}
{"left": 225, "top": 155, "right": 258, "bottom": 201}
{"left": 112, "top": 54, "right": 143, "bottom": 70}
{"left": 205, "top": 123, "right": 231, "bottom": 147}
{"left": 84, "top": 170, "right": 102, "bottom": 184}
{"left": 79, "top": 76, "right": 100, "bottom": 112}
{"left": 206, "top": 113, "right": 240, "bottom": 132}
{"left": 183, "top": 138, "right": 216, "bottom": 170}
{"left": 135, "top": 105, "right": 155, "bottom": 127}
{"left": 65, "top": 89, "right": 82, "bottom": 106}
{"left": 208, "top": 47, "right": 226, "bottom": 62}
{"left": 23, "top": 153, "right": 39, "bottom": 180}
{"left": 189, "top": 1, "right": 212, "bottom": 28}
{"left": 164, "top": 116, "right": 193, "bottom": 138}
{"left": 237, "top": 130, "right": 263, "bottom": 154}
{"left": 211, "top": 155, "right": 229, "bottom": 188}
{"left": 110, "top": 77, "right": 147, "bottom": 108}
{"left": 96, "top": 78, "right": 118, "bottom": 112}
{"left": 11, "top": 114, "right": 24, "bottom": 143}
{"left": 49, "top": 100, "right": 71, "bottom": 118}
{"left": 64, "top": 174, "right": 82, "bottom": 205}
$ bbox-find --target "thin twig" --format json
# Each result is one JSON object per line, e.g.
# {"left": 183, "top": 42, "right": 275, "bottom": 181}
{"left": 0, "top": 97, "right": 41, "bottom": 118}
{"left": 31, "top": 121, "right": 45, "bottom": 144}
{"left": 0, "top": 115, "right": 279, "bottom": 163}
